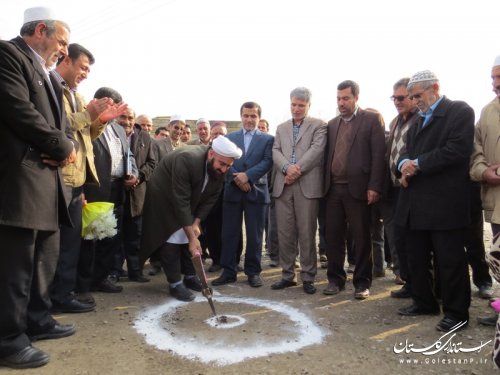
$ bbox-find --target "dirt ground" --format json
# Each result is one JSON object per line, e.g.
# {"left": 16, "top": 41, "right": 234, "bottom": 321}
{"left": 2, "top": 245, "right": 499, "bottom": 375}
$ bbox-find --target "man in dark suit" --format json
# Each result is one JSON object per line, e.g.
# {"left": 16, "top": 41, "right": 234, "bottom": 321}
{"left": 82, "top": 104, "right": 138, "bottom": 294}
{"left": 0, "top": 7, "right": 78, "bottom": 369}
{"left": 111, "top": 108, "right": 156, "bottom": 282}
{"left": 395, "top": 70, "right": 474, "bottom": 332}
{"left": 212, "top": 102, "right": 274, "bottom": 288}
{"left": 140, "top": 137, "right": 242, "bottom": 301}
{"left": 323, "top": 80, "right": 385, "bottom": 300}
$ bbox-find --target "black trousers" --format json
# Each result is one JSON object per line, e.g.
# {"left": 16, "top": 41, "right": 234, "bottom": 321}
{"left": 112, "top": 193, "right": 142, "bottom": 278}
{"left": 51, "top": 186, "right": 83, "bottom": 304}
{"left": 406, "top": 228, "right": 470, "bottom": 321}
{"left": 465, "top": 182, "right": 492, "bottom": 288}
{"left": 0, "top": 225, "right": 58, "bottom": 357}
{"left": 91, "top": 180, "right": 124, "bottom": 286}
{"left": 156, "top": 242, "right": 195, "bottom": 284}
{"left": 325, "top": 184, "right": 372, "bottom": 290}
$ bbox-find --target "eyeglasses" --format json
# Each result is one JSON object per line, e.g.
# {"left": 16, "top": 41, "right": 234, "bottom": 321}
{"left": 390, "top": 95, "right": 408, "bottom": 102}
{"left": 408, "top": 87, "right": 431, "bottom": 101}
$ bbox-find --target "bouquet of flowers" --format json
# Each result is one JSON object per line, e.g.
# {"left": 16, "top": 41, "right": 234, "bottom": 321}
{"left": 81, "top": 202, "right": 117, "bottom": 240}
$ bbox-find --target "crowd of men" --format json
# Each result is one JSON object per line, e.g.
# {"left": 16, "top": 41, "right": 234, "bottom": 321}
{"left": 1, "top": 5, "right": 500, "bottom": 370}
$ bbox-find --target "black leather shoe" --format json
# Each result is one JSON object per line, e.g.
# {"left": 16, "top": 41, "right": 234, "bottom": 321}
{"left": 52, "top": 299, "right": 95, "bottom": 313}
{"left": 271, "top": 279, "right": 297, "bottom": 290}
{"left": 91, "top": 279, "right": 123, "bottom": 293}
{"left": 436, "top": 317, "right": 468, "bottom": 332}
{"left": 129, "top": 275, "right": 150, "bottom": 283}
{"left": 169, "top": 283, "right": 194, "bottom": 302}
{"left": 0, "top": 346, "right": 49, "bottom": 369}
{"left": 398, "top": 304, "right": 439, "bottom": 316}
{"left": 477, "top": 314, "right": 498, "bottom": 326}
{"left": 303, "top": 281, "right": 316, "bottom": 294}
{"left": 390, "top": 287, "right": 411, "bottom": 299}
{"left": 207, "top": 264, "right": 222, "bottom": 273}
{"left": 148, "top": 265, "right": 162, "bottom": 276}
{"left": 29, "top": 323, "right": 76, "bottom": 342}
{"left": 248, "top": 275, "right": 263, "bottom": 288}
{"left": 184, "top": 276, "right": 203, "bottom": 291}
{"left": 212, "top": 274, "right": 237, "bottom": 286}
{"left": 76, "top": 292, "right": 95, "bottom": 305}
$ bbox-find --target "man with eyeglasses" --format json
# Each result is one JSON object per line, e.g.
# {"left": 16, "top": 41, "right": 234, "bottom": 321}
{"left": 395, "top": 70, "right": 474, "bottom": 333}
{"left": 381, "top": 78, "right": 418, "bottom": 300}
{"left": 140, "top": 137, "right": 242, "bottom": 301}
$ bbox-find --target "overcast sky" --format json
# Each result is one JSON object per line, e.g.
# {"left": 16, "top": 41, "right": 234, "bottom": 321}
{"left": 1, "top": 0, "right": 499, "bottom": 132}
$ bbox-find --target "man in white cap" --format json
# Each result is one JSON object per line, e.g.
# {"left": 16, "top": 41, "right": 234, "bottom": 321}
{"left": 188, "top": 118, "right": 211, "bottom": 145}
{"left": 470, "top": 55, "right": 500, "bottom": 327}
{"left": 395, "top": 70, "right": 474, "bottom": 332}
{"left": 0, "top": 6, "right": 77, "bottom": 369}
{"left": 140, "top": 136, "right": 242, "bottom": 301}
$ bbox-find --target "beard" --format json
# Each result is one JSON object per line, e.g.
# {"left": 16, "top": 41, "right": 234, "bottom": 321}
{"left": 206, "top": 159, "right": 225, "bottom": 181}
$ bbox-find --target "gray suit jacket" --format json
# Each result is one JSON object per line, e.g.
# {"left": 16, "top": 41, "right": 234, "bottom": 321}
{"left": 272, "top": 117, "right": 327, "bottom": 199}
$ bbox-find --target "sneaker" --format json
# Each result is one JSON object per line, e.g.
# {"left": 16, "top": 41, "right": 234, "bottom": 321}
{"left": 169, "top": 283, "right": 195, "bottom": 301}
{"left": 354, "top": 287, "right": 370, "bottom": 300}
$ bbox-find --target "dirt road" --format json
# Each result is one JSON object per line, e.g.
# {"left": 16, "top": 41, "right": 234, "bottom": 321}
{"left": 2, "top": 255, "right": 497, "bottom": 375}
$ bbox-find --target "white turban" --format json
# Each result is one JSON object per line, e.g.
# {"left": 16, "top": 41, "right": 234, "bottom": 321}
{"left": 212, "top": 136, "right": 242, "bottom": 159}
{"left": 23, "top": 7, "right": 59, "bottom": 24}
{"left": 408, "top": 70, "right": 439, "bottom": 85}
{"left": 196, "top": 118, "right": 210, "bottom": 127}
{"left": 493, "top": 55, "right": 500, "bottom": 68}
{"left": 169, "top": 114, "right": 185, "bottom": 124}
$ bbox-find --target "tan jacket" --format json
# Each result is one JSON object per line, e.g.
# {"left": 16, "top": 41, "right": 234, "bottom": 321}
{"left": 470, "top": 98, "right": 500, "bottom": 223}
{"left": 272, "top": 117, "right": 327, "bottom": 199}
{"left": 61, "top": 90, "right": 105, "bottom": 187}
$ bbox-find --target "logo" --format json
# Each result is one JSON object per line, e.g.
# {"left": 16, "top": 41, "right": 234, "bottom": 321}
{"left": 393, "top": 321, "right": 491, "bottom": 356}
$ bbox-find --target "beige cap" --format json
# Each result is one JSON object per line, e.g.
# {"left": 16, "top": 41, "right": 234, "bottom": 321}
{"left": 169, "top": 114, "right": 185, "bottom": 124}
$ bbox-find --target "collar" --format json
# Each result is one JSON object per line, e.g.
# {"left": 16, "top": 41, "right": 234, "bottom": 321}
{"left": 27, "top": 44, "right": 49, "bottom": 76}
{"left": 341, "top": 106, "right": 359, "bottom": 122}
{"left": 292, "top": 118, "right": 305, "bottom": 127}
{"left": 418, "top": 96, "right": 443, "bottom": 119}
{"left": 242, "top": 128, "right": 257, "bottom": 135}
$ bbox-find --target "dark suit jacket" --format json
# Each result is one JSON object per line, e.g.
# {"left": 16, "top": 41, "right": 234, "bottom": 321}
{"left": 394, "top": 96, "right": 474, "bottom": 230}
{"left": 223, "top": 129, "right": 274, "bottom": 204}
{"left": 0, "top": 37, "right": 76, "bottom": 230}
{"left": 140, "top": 146, "right": 224, "bottom": 263}
{"left": 83, "top": 122, "right": 138, "bottom": 203}
{"left": 128, "top": 125, "right": 156, "bottom": 217}
{"left": 323, "top": 109, "right": 386, "bottom": 200}
{"left": 153, "top": 137, "right": 174, "bottom": 163}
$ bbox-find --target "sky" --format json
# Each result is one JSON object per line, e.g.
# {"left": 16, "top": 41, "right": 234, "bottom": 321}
{"left": 1, "top": 0, "right": 499, "bottom": 133}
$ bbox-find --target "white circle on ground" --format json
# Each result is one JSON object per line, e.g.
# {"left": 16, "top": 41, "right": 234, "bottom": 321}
{"left": 205, "top": 314, "right": 246, "bottom": 329}
{"left": 134, "top": 295, "right": 325, "bottom": 365}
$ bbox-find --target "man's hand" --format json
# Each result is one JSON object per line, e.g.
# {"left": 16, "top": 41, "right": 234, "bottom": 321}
{"left": 41, "top": 146, "right": 76, "bottom": 167}
{"left": 192, "top": 218, "right": 202, "bottom": 238}
{"left": 482, "top": 164, "right": 500, "bottom": 186}
{"left": 98, "top": 102, "right": 128, "bottom": 123}
{"left": 284, "top": 174, "right": 298, "bottom": 185}
{"left": 234, "top": 172, "right": 251, "bottom": 192}
{"left": 367, "top": 190, "right": 380, "bottom": 205}
{"left": 401, "top": 159, "right": 418, "bottom": 178}
{"left": 188, "top": 237, "right": 202, "bottom": 257}
{"left": 286, "top": 164, "right": 301, "bottom": 180}
{"left": 399, "top": 175, "right": 409, "bottom": 188}
{"left": 124, "top": 174, "right": 138, "bottom": 189}
{"left": 87, "top": 98, "right": 114, "bottom": 121}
